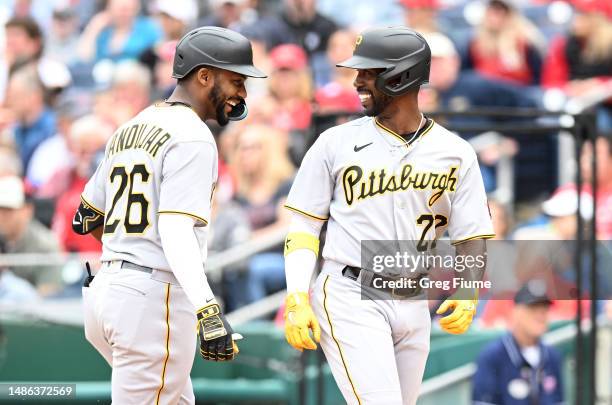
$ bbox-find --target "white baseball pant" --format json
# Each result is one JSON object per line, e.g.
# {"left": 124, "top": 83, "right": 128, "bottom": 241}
{"left": 311, "top": 263, "right": 431, "bottom": 405}
{"left": 82, "top": 261, "right": 197, "bottom": 404}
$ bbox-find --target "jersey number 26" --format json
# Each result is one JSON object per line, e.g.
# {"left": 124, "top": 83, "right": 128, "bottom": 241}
{"left": 104, "top": 164, "right": 150, "bottom": 234}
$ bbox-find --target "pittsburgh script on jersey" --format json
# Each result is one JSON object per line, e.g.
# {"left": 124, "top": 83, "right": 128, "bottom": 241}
{"left": 106, "top": 124, "right": 171, "bottom": 158}
{"left": 342, "top": 164, "right": 459, "bottom": 206}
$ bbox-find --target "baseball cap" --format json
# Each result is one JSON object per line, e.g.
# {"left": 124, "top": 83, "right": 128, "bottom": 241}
{"left": 541, "top": 184, "right": 593, "bottom": 219}
{"left": 399, "top": 0, "right": 439, "bottom": 9}
{"left": 155, "top": 0, "right": 198, "bottom": 26}
{"left": 571, "top": 0, "right": 612, "bottom": 20}
{"left": 315, "top": 82, "right": 362, "bottom": 113}
{"left": 0, "top": 176, "right": 25, "bottom": 209}
{"left": 514, "top": 280, "right": 552, "bottom": 306}
{"left": 422, "top": 32, "right": 457, "bottom": 58}
{"left": 269, "top": 44, "right": 308, "bottom": 71}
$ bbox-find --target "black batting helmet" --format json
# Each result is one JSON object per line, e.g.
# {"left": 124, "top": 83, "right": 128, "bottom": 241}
{"left": 337, "top": 26, "right": 430, "bottom": 96}
{"left": 172, "top": 26, "right": 267, "bottom": 79}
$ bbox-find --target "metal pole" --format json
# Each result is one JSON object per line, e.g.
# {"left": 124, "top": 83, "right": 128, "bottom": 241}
{"left": 587, "top": 114, "right": 598, "bottom": 404}
{"left": 574, "top": 116, "right": 584, "bottom": 405}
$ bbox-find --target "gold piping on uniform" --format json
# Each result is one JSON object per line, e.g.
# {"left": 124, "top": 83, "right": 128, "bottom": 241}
{"left": 374, "top": 118, "right": 434, "bottom": 146}
{"left": 451, "top": 234, "right": 496, "bottom": 245}
{"left": 80, "top": 195, "right": 105, "bottom": 216}
{"left": 158, "top": 210, "right": 209, "bottom": 225}
{"left": 283, "top": 205, "right": 329, "bottom": 221}
{"left": 156, "top": 284, "right": 171, "bottom": 404}
{"left": 323, "top": 275, "right": 362, "bottom": 405}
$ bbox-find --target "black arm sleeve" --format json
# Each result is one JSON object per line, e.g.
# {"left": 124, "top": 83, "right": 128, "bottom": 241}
{"left": 72, "top": 201, "right": 105, "bottom": 235}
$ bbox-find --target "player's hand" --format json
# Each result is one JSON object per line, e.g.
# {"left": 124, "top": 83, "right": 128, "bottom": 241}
{"left": 197, "top": 302, "right": 238, "bottom": 361}
{"left": 436, "top": 296, "right": 478, "bottom": 335}
{"left": 284, "top": 292, "right": 321, "bottom": 352}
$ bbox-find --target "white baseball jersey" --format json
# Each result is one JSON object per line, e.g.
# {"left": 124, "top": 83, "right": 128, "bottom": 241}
{"left": 285, "top": 116, "right": 494, "bottom": 267}
{"left": 81, "top": 104, "right": 218, "bottom": 270}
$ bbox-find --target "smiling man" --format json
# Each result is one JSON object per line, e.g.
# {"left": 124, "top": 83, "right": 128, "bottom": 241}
{"left": 73, "top": 27, "right": 266, "bottom": 404}
{"left": 282, "top": 27, "right": 494, "bottom": 404}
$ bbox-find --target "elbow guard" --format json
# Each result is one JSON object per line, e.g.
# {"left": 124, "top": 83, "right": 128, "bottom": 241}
{"left": 72, "top": 201, "right": 104, "bottom": 235}
{"left": 284, "top": 232, "right": 320, "bottom": 257}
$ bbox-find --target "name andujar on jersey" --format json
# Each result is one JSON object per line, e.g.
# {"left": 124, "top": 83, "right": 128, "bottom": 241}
{"left": 106, "top": 123, "right": 171, "bottom": 158}
{"left": 342, "top": 164, "right": 458, "bottom": 206}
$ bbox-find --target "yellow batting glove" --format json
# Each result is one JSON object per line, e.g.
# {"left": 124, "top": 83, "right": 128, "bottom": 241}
{"left": 284, "top": 292, "right": 321, "bottom": 352}
{"left": 436, "top": 295, "right": 478, "bottom": 335}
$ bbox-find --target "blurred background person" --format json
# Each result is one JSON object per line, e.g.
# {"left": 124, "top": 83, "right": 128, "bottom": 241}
{"left": 27, "top": 92, "right": 91, "bottom": 191}
{"left": 3, "top": 66, "right": 56, "bottom": 176}
{"left": 199, "top": 0, "right": 254, "bottom": 31}
{"left": 0, "top": 176, "right": 63, "bottom": 297}
{"left": 139, "top": 0, "right": 197, "bottom": 89}
{"left": 399, "top": 0, "right": 440, "bottom": 34}
{"left": 0, "top": 235, "right": 39, "bottom": 303}
{"left": 266, "top": 44, "right": 313, "bottom": 133}
{"left": 95, "top": 60, "right": 151, "bottom": 127}
{"left": 462, "top": 0, "right": 546, "bottom": 86}
{"left": 45, "top": 4, "right": 81, "bottom": 67}
{"left": 542, "top": 0, "right": 612, "bottom": 93}
{"left": 229, "top": 125, "right": 294, "bottom": 305}
{"left": 49, "top": 115, "right": 112, "bottom": 253}
{"left": 473, "top": 282, "right": 564, "bottom": 404}
{"left": 77, "top": 0, "right": 161, "bottom": 63}
{"left": 255, "top": 0, "right": 338, "bottom": 83}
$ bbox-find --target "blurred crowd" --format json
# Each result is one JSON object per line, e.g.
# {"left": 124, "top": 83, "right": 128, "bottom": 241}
{"left": 0, "top": 0, "right": 609, "bottom": 322}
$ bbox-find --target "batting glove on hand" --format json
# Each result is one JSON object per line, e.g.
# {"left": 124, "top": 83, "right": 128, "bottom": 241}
{"left": 197, "top": 302, "right": 238, "bottom": 361}
{"left": 436, "top": 296, "right": 477, "bottom": 335}
{"left": 284, "top": 292, "right": 321, "bottom": 352}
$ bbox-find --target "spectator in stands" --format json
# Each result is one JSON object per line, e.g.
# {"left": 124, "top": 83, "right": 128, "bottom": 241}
{"left": 542, "top": 0, "right": 612, "bottom": 92}
{"left": 4, "top": 16, "right": 43, "bottom": 74}
{"left": 199, "top": 0, "right": 253, "bottom": 30}
{"left": 0, "top": 235, "right": 39, "bottom": 303}
{"left": 473, "top": 281, "right": 564, "bottom": 404}
{"left": 230, "top": 125, "right": 294, "bottom": 304}
{"left": 266, "top": 44, "right": 313, "bottom": 132}
{"left": 3, "top": 16, "right": 72, "bottom": 100}
{"left": 45, "top": 5, "right": 81, "bottom": 67}
{"left": 423, "top": 32, "right": 537, "bottom": 113}
{"left": 27, "top": 93, "right": 91, "bottom": 190}
{"left": 0, "top": 176, "right": 63, "bottom": 296}
{"left": 139, "top": 0, "right": 197, "bottom": 89}
{"left": 462, "top": 0, "right": 545, "bottom": 85}
{"left": 514, "top": 185, "right": 592, "bottom": 241}
{"left": 0, "top": 146, "right": 22, "bottom": 177}
{"left": 399, "top": 0, "right": 440, "bottom": 34}
{"left": 99, "top": 61, "right": 151, "bottom": 127}
{"left": 254, "top": 0, "right": 338, "bottom": 83}
{"left": 542, "top": 0, "right": 612, "bottom": 130}
{"left": 77, "top": 0, "right": 162, "bottom": 63}
{"left": 256, "top": 0, "right": 337, "bottom": 54}
{"left": 581, "top": 134, "right": 612, "bottom": 240}
{"left": 4, "top": 67, "right": 57, "bottom": 175}
{"left": 314, "top": 29, "right": 362, "bottom": 111}
{"left": 49, "top": 115, "right": 112, "bottom": 253}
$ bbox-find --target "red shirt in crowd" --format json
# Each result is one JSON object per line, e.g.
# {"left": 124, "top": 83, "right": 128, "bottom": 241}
{"left": 51, "top": 172, "right": 102, "bottom": 253}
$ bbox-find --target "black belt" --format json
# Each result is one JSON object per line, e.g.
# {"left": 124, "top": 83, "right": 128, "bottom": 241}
{"left": 121, "top": 261, "right": 153, "bottom": 274}
{"left": 342, "top": 266, "right": 425, "bottom": 299}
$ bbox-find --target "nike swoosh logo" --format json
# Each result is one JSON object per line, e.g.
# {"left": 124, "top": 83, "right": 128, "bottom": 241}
{"left": 206, "top": 297, "right": 215, "bottom": 303}
{"left": 354, "top": 142, "right": 373, "bottom": 152}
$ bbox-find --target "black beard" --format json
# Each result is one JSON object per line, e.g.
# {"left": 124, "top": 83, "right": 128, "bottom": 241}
{"left": 364, "top": 91, "right": 393, "bottom": 117}
{"left": 211, "top": 83, "right": 229, "bottom": 126}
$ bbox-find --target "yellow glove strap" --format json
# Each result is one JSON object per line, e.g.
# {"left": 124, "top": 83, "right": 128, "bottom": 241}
{"left": 284, "top": 232, "right": 320, "bottom": 257}
{"left": 285, "top": 292, "right": 310, "bottom": 311}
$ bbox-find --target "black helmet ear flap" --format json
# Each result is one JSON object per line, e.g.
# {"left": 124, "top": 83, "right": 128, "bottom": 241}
{"left": 228, "top": 100, "right": 248, "bottom": 121}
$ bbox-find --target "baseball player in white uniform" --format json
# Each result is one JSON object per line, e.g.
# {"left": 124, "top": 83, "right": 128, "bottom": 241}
{"left": 72, "top": 27, "right": 266, "bottom": 404}
{"left": 282, "top": 27, "right": 495, "bottom": 404}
